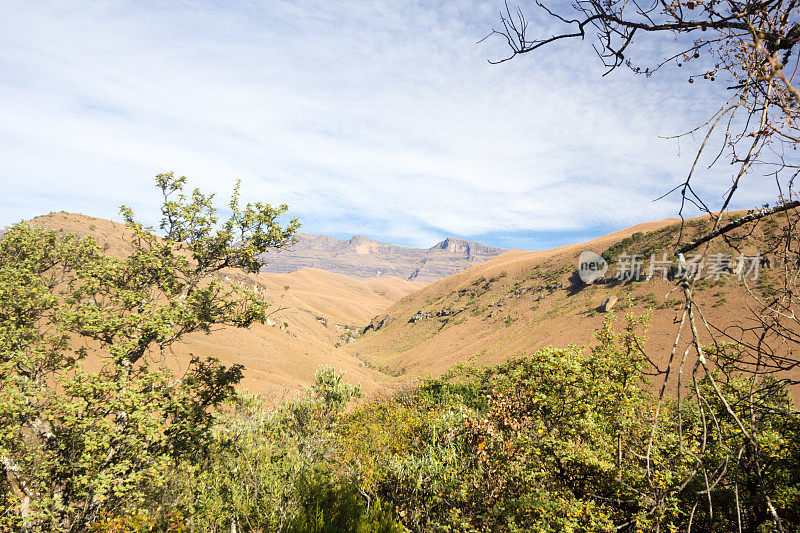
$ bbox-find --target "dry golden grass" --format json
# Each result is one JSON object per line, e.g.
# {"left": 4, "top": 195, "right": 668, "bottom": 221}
{"left": 347, "top": 214, "right": 800, "bottom": 397}
{"left": 25, "top": 213, "right": 424, "bottom": 400}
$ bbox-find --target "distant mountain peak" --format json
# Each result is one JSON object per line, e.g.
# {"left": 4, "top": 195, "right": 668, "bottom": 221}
{"left": 261, "top": 233, "right": 507, "bottom": 282}
{"left": 346, "top": 235, "right": 382, "bottom": 255}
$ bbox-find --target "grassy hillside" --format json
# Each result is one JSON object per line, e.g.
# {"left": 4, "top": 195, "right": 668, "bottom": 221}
{"left": 349, "top": 212, "right": 796, "bottom": 391}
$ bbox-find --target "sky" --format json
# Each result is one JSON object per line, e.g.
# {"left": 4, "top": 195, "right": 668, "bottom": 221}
{"left": 0, "top": 1, "right": 776, "bottom": 250}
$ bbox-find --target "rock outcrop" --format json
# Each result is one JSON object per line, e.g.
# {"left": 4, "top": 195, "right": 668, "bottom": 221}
{"left": 599, "top": 296, "right": 618, "bottom": 313}
{"left": 363, "top": 315, "right": 393, "bottom": 334}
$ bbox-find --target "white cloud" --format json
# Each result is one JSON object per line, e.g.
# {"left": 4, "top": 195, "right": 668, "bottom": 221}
{"left": 0, "top": 0, "right": 773, "bottom": 248}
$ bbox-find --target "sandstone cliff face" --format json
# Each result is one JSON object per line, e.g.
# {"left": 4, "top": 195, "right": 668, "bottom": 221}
{"left": 346, "top": 235, "right": 394, "bottom": 256}
{"left": 259, "top": 233, "right": 506, "bottom": 282}
{"left": 431, "top": 237, "right": 501, "bottom": 258}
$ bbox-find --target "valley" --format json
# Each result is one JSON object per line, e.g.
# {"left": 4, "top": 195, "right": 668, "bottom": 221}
{"left": 28, "top": 210, "right": 798, "bottom": 400}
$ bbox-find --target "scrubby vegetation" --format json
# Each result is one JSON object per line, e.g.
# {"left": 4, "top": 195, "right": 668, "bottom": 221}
{"left": 37, "top": 315, "right": 800, "bottom": 532}
{"left": 601, "top": 220, "right": 713, "bottom": 265}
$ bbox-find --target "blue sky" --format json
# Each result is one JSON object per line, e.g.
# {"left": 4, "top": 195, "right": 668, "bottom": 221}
{"left": 0, "top": 1, "right": 775, "bottom": 249}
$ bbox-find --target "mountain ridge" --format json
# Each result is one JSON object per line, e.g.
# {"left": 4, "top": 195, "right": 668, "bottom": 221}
{"left": 260, "top": 232, "right": 506, "bottom": 282}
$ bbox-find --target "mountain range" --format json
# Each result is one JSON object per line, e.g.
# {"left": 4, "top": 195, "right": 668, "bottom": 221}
{"left": 259, "top": 233, "right": 506, "bottom": 282}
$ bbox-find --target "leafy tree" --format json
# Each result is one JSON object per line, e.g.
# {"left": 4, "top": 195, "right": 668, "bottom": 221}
{"left": 288, "top": 365, "right": 364, "bottom": 435}
{"left": 0, "top": 172, "right": 298, "bottom": 530}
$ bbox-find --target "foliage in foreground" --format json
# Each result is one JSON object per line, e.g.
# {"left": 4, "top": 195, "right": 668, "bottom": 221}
{"left": 117, "top": 315, "right": 798, "bottom": 532}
